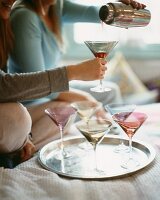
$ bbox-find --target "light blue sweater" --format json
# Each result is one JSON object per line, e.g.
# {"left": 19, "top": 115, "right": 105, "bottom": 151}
{"left": 8, "top": 1, "right": 100, "bottom": 73}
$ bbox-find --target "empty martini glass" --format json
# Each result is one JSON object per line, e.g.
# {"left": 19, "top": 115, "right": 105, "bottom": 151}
{"left": 71, "top": 101, "right": 102, "bottom": 149}
{"left": 45, "top": 106, "right": 76, "bottom": 159}
{"left": 113, "top": 112, "right": 148, "bottom": 169}
{"left": 105, "top": 103, "right": 136, "bottom": 153}
{"left": 71, "top": 101, "right": 102, "bottom": 125}
{"left": 84, "top": 40, "right": 118, "bottom": 93}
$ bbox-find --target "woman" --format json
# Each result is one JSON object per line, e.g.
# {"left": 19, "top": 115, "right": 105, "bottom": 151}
{"left": 8, "top": 0, "right": 145, "bottom": 106}
{"left": 8, "top": 0, "right": 124, "bottom": 107}
{"left": 0, "top": 0, "right": 106, "bottom": 168}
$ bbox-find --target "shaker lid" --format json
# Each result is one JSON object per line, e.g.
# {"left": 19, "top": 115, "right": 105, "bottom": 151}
{"left": 99, "top": 4, "right": 115, "bottom": 24}
{"left": 99, "top": 5, "right": 110, "bottom": 21}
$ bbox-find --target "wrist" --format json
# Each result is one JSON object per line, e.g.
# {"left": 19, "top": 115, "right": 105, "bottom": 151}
{"left": 66, "top": 65, "right": 78, "bottom": 81}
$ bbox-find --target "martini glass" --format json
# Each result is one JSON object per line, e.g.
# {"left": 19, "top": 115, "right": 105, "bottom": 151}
{"left": 45, "top": 106, "right": 76, "bottom": 159}
{"left": 113, "top": 112, "right": 148, "bottom": 169}
{"left": 84, "top": 40, "right": 118, "bottom": 93}
{"left": 71, "top": 101, "right": 102, "bottom": 125}
{"left": 71, "top": 101, "right": 102, "bottom": 149}
{"left": 76, "top": 118, "right": 112, "bottom": 173}
{"left": 105, "top": 103, "right": 136, "bottom": 153}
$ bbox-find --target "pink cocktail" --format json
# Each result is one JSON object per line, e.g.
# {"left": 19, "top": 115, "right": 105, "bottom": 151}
{"left": 113, "top": 112, "right": 148, "bottom": 169}
{"left": 45, "top": 106, "right": 76, "bottom": 159}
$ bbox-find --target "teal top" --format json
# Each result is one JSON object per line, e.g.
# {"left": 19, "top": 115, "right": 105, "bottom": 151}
{"left": 8, "top": 0, "right": 100, "bottom": 102}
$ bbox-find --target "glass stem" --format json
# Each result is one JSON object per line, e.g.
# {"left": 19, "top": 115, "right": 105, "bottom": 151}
{"left": 100, "top": 79, "right": 103, "bottom": 88}
{"left": 93, "top": 144, "right": 98, "bottom": 170}
{"left": 59, "top": 125, "right": 64, "bottom": 153}
{"left": 129, "top": 136, "right": 133, "bottom": 160}
{"left": 86, "top": 118, "right": 90, "bottom": 129}
{"left": 119, "top": 132, "right": 124, "bottom": 145}
{"left": 99, "top": 56, "right": 104, "bottom": 89}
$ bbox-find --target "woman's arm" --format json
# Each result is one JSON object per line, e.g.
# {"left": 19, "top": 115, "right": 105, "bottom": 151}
{"left": 1, "top": 58, "right": 106, "bottom": 102}
{"left": 0, "top": 67, "right": 68, "bottom": 103}
{"left": 62, "top": 0, "right": 100, "bottom": 23}
{"left": 62, "top": 0, "right": 146, "bottom": 23}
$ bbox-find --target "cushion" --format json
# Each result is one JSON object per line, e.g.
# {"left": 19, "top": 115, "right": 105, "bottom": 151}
{"left": 105, "top": 52, "right": 158, "bottom": 104}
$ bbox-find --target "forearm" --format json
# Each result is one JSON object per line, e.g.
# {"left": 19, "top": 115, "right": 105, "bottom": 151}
{"left": 63, "top": 1, "right": 100, "bottom": 23}
{"left": 1, "top": 58, "right": 106, "bottom": 102}
{"left": 0, "top": 67, "right": 69, "bottom": 103}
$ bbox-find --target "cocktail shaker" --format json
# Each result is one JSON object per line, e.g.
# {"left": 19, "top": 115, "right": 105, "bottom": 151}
{"left": 99, "top": 2, "right": 151, "bottom": 28}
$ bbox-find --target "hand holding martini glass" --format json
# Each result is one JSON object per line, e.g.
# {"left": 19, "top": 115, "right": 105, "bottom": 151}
{"left": 84, "top": 41, "right": 118, "bottom": 93}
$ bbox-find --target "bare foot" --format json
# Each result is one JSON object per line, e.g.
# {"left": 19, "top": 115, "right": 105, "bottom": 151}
{"left": 20, "top": 139, "right": 36, "bottom": 162}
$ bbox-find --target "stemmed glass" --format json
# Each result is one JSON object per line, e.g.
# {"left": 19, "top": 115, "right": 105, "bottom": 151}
{"left": 76, "top": 118, "right": 112, "bottom": 173}
{"left": 105, "top": 103, "right": 136, "bottom": 153}
{"left": 71, "top": 101, "right": 102, "bottom": 149}
{"left": 45, "top": 106, "right": 76, "bottom": 159}
{"left": 84, "top": 40, "right": 118, "bottom": 93}
{"left": 71, "top": 101, "right": 102, "bottom": 125}
{"left": 113, "top": 112, "right": 148, "bottom": 169}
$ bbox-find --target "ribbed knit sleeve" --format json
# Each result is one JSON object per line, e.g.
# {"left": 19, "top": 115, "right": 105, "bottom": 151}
{"left": 0, "top": 67, "right": 69, "bottom": 103}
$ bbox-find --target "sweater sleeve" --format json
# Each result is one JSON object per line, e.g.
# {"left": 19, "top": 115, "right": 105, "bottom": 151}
{"left": 0, "top": 67, "right": 69, "bottom": 103}
{"left": 62, "top": 1, "right": 100, "bottom": 23}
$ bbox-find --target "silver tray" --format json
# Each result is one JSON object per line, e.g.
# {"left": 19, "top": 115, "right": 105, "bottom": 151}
{"left": 38, "top": 136, "right": 156, "bottom": 180}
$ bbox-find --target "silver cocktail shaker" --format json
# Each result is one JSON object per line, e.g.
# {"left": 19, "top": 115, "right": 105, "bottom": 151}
{"left": 99, "top": 2, "right": 151, "bottom": 28}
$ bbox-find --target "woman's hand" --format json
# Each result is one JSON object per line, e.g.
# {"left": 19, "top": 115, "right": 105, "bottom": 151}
{"left": 67, "top": 58, "right": 107, "bottom": 81}
{"left": 119, "top": 0, "right": 146, "bottom": 9}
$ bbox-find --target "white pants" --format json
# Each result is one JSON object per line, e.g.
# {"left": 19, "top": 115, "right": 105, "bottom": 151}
{"left": 0, "top": 103, "right": 31, "bottom": 153}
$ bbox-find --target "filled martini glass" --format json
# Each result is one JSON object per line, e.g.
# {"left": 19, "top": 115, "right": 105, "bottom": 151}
{"left": 105, "top": 103, "right": 136, "bottom": 153}
{"left": 45, "top": 106, "right": 76, "bottom": 159}
{"left": 84, "top": 40, "right": 118, "bottom": 93}
{"left": 113, "top": 112, "right": 147, "bottom": 169}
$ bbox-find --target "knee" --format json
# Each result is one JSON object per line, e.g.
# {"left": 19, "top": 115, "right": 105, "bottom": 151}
{"left": 11, "top": 103, "right": 32, "bottom": 130}
{"left": 0, "top": 103, "right": 32, "bottom": 153}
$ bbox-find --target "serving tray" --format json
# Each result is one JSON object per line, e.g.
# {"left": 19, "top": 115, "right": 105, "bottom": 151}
{"left": 38, "top": 136, "right": 156, "bottom": 180}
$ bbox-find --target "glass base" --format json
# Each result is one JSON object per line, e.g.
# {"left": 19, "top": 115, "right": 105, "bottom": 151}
{"left": 92, "top": 168, "right": 106, "bottom": 176}
{"left": 114, "top": 143, "right": 129, "bottom": 153}
{"left": 78, "top": 141, "right": 92, "bottom": 150}
{"left": 90, "top": 85, "right": 111, "bottom": 93}
{"left": 53, "top": 148, "right": 71, "bottom": 160}
{"left": 121, "top": 158, "right": 140, "bottom": 170}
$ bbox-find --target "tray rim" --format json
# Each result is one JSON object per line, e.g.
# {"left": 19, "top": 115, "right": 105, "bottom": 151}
{"left": 38, "top": 135, "right": 156, "bottom": 180}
